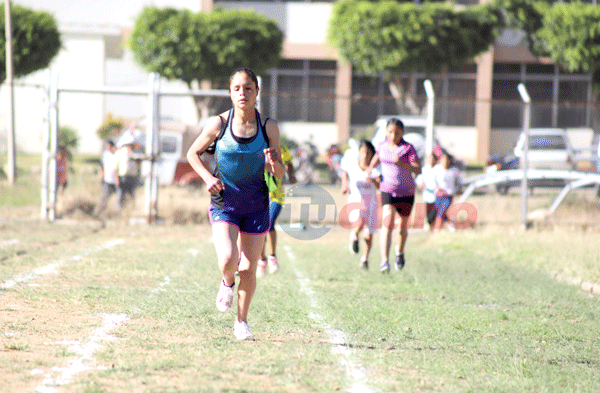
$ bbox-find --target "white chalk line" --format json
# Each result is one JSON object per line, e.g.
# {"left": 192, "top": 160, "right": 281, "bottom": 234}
{"left": 0, "top": 238, "right": 128, "bottom": 391}
{"left": 31, "top": 247, "right": 183, "bottom": 392}
{"left": 33, "top": 313, "right": 129, "bottom": 393}
{"left": 0, "top": 238, "right": 19, "bottom": 248}
{"left": 284, "top": 245, "right": 374, "bottom": 393}
{"left": 150, "top": 248, "right": 203, "bottom": 294}
{"left": 0, "top": 239, "right": 124, "bottom": 290}
{"left": 27, "top": 245, "right": 206, "bottom": 391}
{"left": 151, "top": 276, "right": 171, "bottom": 293}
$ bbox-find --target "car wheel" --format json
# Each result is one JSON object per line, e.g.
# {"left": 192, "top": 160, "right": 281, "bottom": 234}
{"left": 496, "top": 184, "right": 509, "bottom": 195}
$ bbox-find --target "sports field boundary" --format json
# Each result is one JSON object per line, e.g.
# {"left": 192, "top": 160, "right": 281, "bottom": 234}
{"left": 284, "top": 245, "right": 374, "bottom": 393}
{"left": 552, "top": 272, "right": 600, "bottom": 296}
{"left": 0, "top": 239, "right": 124, "bottom": 289}
{"left": 33, "top": 313, "right": 129, "bottom": 393}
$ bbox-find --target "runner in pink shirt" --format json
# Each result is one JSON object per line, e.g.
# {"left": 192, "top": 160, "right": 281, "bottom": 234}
{"left": 368, "top": 118, "right": 421, "bottom": 273}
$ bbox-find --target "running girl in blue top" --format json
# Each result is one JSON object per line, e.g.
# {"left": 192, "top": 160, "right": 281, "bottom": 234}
{"left": 187, "top": 68, "right": 284, "bottom": 340}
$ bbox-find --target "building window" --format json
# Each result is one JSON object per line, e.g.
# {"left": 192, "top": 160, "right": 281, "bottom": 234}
{"left": 351, "top": 70, "right": 476, "bottom": 127}
{"left": 491, "top": 63, "right": 593, "bottom": 129}
{"left": 492, "top": 79, "right": 521, "bottom": 128}
{"left": 558, "top": 80, "right": 590, "bottom": 128}
{"left": 442, "top": 78, "right": 476, "bottom": 126}
{"left": 263, "top": 60, "right": 336, "bottom": 122}
{"left": 351, "top": 74, "right": 387, "bottom": 125}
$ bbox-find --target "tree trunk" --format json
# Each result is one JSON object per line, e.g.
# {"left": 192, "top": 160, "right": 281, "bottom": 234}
{"left": 187, "top": 80, "right": 227, "bottom": 123}
{"left": 388, "top": 72, "right": 421, "bottom": 116}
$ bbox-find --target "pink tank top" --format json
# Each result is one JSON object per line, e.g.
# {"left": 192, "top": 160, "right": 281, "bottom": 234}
{"left": 377, "top": 139, "right": 418, "bottom": 197}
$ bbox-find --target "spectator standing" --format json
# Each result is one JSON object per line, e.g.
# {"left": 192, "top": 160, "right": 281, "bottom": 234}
{"left": 341, "top": 139, "right": 381, "bottom": 270}
{"left": 95, "top": 140, "right": 118, "bottom": 216}
{"left": 114, "top": 133, "right": 139, "bottom": 211}
{"left": 56, "top": 146, "right": 69, "bottom": 195}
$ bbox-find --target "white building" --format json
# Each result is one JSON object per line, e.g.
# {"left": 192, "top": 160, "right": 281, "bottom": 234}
{"left": 1, "top": 0, "right": 203, "bottom": 155}
{"left": 1, "top": 0, "right": 597, "bottom": 161}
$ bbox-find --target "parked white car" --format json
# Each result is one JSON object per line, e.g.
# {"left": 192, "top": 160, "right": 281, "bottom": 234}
{"left": 513, "top": 128, "right": 575, "bottom": 171}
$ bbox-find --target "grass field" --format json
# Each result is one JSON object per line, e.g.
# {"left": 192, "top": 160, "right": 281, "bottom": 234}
{"left": 1, "top": 217, "right": 600, "bottom": 392}
{"left": 2, "top": 156, "right": 600, "bottom": 392}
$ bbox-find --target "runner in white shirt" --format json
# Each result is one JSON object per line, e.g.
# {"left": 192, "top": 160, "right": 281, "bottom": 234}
{"left": 95, "top": 140, "right": 118, "bottom": 216}
{"left": 341, "top": 139, "right": 382, "bottom": 270}
{"left": 432, "top": 152, "right": 462, "bottom": 230}
{"left": 416, "top": 153, "right": 438, "bottom": 230}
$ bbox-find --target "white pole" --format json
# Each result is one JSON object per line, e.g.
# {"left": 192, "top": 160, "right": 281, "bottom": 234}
{"left": 423, "top": 80, "right": 435, "bottom": 157}
{"left": 145, "top": 73, "right": 160, "bottom": 223}
{"left": 40, "top": 70, "right": 52, "bottom": 219}
{"left": 257, "top": 76, "right": 263, "bottom": 114}
{"left": 518, "top": 83, "right": 531, "bottom": 230}
{"left": 48, "top": 72, "right": 59, "bottom": 222}
{"left": 5, "top": 0, "right": 16, "bottom": 184}
{"left": 151, "top": 75, "right": 160, "bottom": 223}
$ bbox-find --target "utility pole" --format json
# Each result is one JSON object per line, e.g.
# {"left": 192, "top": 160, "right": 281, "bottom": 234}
{"left": 5, "top": 0, "right": 16, "bottom": 184}
{"left": 518, "top": 83, "right": 531, "bottom": 230}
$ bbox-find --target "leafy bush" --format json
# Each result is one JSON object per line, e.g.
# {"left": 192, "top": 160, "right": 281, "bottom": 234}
{"left": 58, "top": 126, "right": 79, "bottom": 160}
{"left": 96, "top": 113, "right": 124, "bottom": 141}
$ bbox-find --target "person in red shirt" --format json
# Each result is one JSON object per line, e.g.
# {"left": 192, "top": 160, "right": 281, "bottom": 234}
{"left": 56, "top": 146, "right": 68, "bottom": 194}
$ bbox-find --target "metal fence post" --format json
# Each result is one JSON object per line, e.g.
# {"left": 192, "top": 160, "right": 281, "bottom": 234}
{"left": 41, "top": 70, "right": 51, "bottom": 220}
{"left": 48, "top": 72, "right": 59, "bottom": 222}
{"left": 518, "top": 83, "right": 531, "bottom": 230}
{"left": 423, "top": 80, "right": 435, "bottom": 157}
{"left": 5, "top": 0, "right": 16, "bottom": 185}
{"left": 145, "top": 73, "right": 160, "bottom": 223}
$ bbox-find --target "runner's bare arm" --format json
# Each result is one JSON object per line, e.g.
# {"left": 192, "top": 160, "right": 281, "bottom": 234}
{"left": 186, "top": 115, "right": 224, "bottom": 194}
{"left": 264, "top": 119, "right": 285, "bottom": 179}
{"left": 367, "top": 153, "right": 381, "bottom": 176}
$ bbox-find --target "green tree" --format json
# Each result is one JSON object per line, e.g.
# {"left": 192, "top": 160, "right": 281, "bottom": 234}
{"left": 536, "top": 3, "right": 600, "bottom": 74}
{"left": 0, "top": 3, "right": 61, "bottom": 84}
{"left": 501, "top": 0, "right": 600, "bottom": 91}
{"left": 129, "top": 6, "right": 283, "bottom": 119}
{"left": 328, "top": 0, "right": 502, "bottom": 114}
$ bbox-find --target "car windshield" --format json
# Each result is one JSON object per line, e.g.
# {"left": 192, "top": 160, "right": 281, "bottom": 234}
{"left": 528, "top": 135, "right": 566, "bottom": 150}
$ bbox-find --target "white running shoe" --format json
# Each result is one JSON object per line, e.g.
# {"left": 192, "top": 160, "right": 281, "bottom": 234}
{"left": 380, "top": 261, "right": 390, "bottom": 274}
{"left": 359, "top": 255, "right": 368, "bottom": 270}
{"left": 268, "top": 255, "right": 279, "bottom": 274}
{"left": 257, "top": 259, "right": 267, "bottom": 277}
{"left": 234, "top": 320, "right": 254, "bottom": 340}
{"left": 216, "top": 279, "right": 234, "bottom": 312}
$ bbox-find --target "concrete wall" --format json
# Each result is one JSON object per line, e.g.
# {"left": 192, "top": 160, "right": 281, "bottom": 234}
{"left": 490, "top": 129, "right": 522, "bottom": 158}
{"left": 55, "top": 34, "right": 106, "bottom": 154}
{"left": 567, "top": 128, "right": 594, "bottom": 150}
{"left": 279, "top": 122, "right": 338, "bottom": 154}
{"left": 436, "top": 126, "right": 479, "bottom": 163}
{"left": 2, "top": 0, "right": 207, "bottom": 156}
{"left": 0, "top": 75, "right": 47, "bottom": 154}
{"left": 0, "top": 32, "right": 106, "bottom": 155}
{"left": 219, "top": 2, "right": 333, "bottom": 44}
